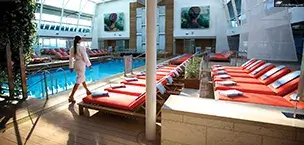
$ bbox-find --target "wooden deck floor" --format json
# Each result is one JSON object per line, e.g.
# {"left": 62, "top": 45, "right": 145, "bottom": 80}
{"left": 0, "top": 102, "right": 160, "bottom": 145}
{"left": 0, "top": 58, "right": 175, "bottom": 145}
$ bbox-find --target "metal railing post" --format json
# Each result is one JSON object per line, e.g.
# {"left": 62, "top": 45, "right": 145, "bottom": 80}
{"left": 55, "top": 68, "right": 68, "bottom": 92}
{"left": 40, "top": 74, "right": 45, "bottom": 98}
{"left": 43, "top": 71, "right": 49, "bottom": 100}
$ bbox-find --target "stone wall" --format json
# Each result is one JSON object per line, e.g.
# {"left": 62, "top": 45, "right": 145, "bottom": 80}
{"left": 161, "top": 110, "right": 304, "bottom": 145}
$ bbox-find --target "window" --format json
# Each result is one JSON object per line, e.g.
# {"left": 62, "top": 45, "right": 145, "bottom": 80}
{"left": 79, "top": 19, "right": 92, "bottom": 26}
{"left": 50, "top": 25, "right": 55, "bottom": 30}
{"left": 136, "top": 6, "right": 166, "bottom": 51}
{"left": 40, "top": 23, "right": 44, "bottom": 29}
{"left": 55, "top": 25, "right": 60, "bottom": 31}
{"left": 40, "top": 13, "right": 61, "bottom": 23}
{"left": 44, "top": 24, "right": 50, "bottom": 30}
{"left": 227, "top": 1, "right": 235, "bottom": 20}
{"left": 42, "top": 0, "right": 64, "bottom": 9}
{"left": 50, "top": 39, "right": 57, "bottom": 48}
{"left": 78, "top": 28, "right": 82, "bottom": 32}
{"left": 57, "top": 39, "right": 67, "bottom": 48}
{"left": 69, "top": 27, "right": 74, "bottom": 32}
{"left": 235, "top": 0, "right": 242, "bottom": 16}
{"left": 60, "top": 26, "right": 65, "bottom": 31}
{"left": 65, "top": 26, "right": 69, "bottom": 31}
{"left": 62, "top": 17, "right": 78, "bottom": 25}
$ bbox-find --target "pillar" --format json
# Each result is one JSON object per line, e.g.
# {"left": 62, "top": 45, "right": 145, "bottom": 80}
{"left": 145, "top": 0, "right": 157, "bottom": 141}
{"left": 299, "top": 47, "right": 304, "bottom": 101}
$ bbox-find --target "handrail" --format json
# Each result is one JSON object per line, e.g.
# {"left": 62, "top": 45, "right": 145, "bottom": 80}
{"left": 134, "top": 52, "right": 146, "bottom": 59}
{"left": 55, "top": 68, "right": 68, "bottom": 93}
{"left": 42, "top": 70, "right": 54, "bottom": 99}
{"left": 27, "top": 65, "right": 50, "bottom": 76}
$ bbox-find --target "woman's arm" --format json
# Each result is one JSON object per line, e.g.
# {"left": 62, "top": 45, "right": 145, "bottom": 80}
{"left": 69, "top": 48, "right": 74, "bottom": 69}
{"left": 81, "top": 46, "right": 92, "bottom": 67}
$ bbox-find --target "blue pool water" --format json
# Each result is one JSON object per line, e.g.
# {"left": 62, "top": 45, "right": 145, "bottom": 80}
{"left": 27, "top": 59, "right": 146, "bottom": 99}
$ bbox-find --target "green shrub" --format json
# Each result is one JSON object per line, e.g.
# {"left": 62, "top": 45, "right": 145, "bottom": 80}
{"left": 185, "top": 56, "right": 202, "bottom": 79}
{"left": 0, "top": 0, "right": 36, "bottom": 97}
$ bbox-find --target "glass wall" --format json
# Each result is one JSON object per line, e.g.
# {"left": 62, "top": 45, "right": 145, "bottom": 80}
{"left": 35, "top": 0, "right": 95, "bottom": 34}
{"left": 39, "top": 0, "right": 96, "bottom": 15}
{"left": 39, "top": 37, "right": 92, "bottom": 49}
{"left": 226, "top": 0, "right": 242, "bottom": 28}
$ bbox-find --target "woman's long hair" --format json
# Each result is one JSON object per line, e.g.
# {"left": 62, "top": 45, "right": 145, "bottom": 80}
{"left": 73, "top": 35, "right": 82, "bottom": 55}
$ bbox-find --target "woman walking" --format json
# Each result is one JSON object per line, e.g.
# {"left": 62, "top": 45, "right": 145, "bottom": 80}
{"left": 68, "top": 35, "right": 92, "bottom": 103}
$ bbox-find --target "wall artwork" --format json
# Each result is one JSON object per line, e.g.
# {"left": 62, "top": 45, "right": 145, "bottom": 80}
{"left": 104, "top": 12, "right": 124, "bottom": 32}
{"left": 181, "top": 6, "right": 210, "bottom": 29}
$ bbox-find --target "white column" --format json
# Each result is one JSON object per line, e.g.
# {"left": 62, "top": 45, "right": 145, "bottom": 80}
{"left": 76, "top": 0, "right": 83, "bottom": 29}
{"left": 38, "top": 0, "right": 44, "bottom": 30}
{"left": 59, "top": 0, "right": 67, "bottom": 31}
{"left": 299, "top": 47, "right": 304, "bottom": 101}
{"left": 145, "top": 0, "right": 157, "bottom": 141}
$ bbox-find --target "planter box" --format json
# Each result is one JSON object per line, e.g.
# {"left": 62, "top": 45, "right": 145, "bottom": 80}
{"left": 184, "top": 78, "right": 200, "bottom": 89}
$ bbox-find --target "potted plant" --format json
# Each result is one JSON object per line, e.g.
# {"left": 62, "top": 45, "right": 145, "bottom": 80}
{"left": 184, "top": 56, "right": 202, "bottom": 89}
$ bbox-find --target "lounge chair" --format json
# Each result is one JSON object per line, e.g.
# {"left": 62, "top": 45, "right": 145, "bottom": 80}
{"left": 283, "top": 91, "right": 304, "bottom": 109}
{"left": 215, "top": 91, "right": 295, "bottom": 108}
{"left": 212, "top": 62, "right": 276, "bottom": 79}
{"left": 213, "top": 65, "right": 291, "bottom": 85}
{"left": 215, "top": 85, "right": 303, "bottom": 109}
{"left": 211, "top": 58, "right": 257, "bottom": 70}
{"left": 169, "top": 54, "right": 193, "bottom": 65}
{"left": 209, "top": 51, "right": 234, "bottom": 62}
{"left": 30, "top": 53, "right": 51, "bottom": 63}
{"left": 212, "top": 60, "right": 268, "bottom": 78}
{"left": 214, "top": 71, "right": 300, "bottom": 96}
{"left": 78, "top": 82, "right": 171, "bottom": 118}
{"left": 78, "top": 55, "right": 192, "bottom": 118}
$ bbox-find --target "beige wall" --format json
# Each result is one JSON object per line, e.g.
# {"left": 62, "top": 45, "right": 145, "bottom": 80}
{"left": 161, "top": 110, "right": 304, "bottom": 145}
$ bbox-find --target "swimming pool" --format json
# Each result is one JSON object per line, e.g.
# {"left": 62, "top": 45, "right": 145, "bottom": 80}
{"left": 27, "top": 59, "right": 146, "bottom": 99}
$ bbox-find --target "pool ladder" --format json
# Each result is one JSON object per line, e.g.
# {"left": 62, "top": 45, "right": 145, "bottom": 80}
{"left": 54, "top": 68, "right": 68, "bottom": 93}
{"left": 27, "top": 67, "right": 69, "bottom": 100}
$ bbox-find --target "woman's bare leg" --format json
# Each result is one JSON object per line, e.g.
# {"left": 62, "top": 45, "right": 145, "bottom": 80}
{"left": 82, "top": 82, "right": 91, "bottom": 95}
{"left": 69, "top": 84, "right": 79, "bottom": 102}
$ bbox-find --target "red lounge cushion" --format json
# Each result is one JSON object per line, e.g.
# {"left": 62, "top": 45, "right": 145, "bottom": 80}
{"left": 245, "top": 61, "right": 266, "bottom": 73}
{"left": 157, "top": 69, "right": 173, "bottom": 72}
{"left": 156, "top": 71, "right": 171, "bottom": 76}
{"left": 137, "top": 75, "right": 165, "bottom": 80}
{"left": 209, "top": 55, "right": 229, "bottom": 61}
{"left": 249, "top": 64, "right": 276, "bottom": 78}
{"left": 160, "top": 66, "right": 179, "bottom": 69}
{"left": 169, "top": 54, "right": 192, "bottom": 65}
{"left": 268, "top": 78, "right": 300, "bottom": 96}
{"left": 283, "top": 91, "right": 304, "bottom": 109}
{"left": 215, "top": 91, "right": 294, "bottom": 108}
{"left": 121, "top": 79, "right": 147, "bottom": 87}
{"left": 121, "top": 78, "right": 167, "bottom": 87}
{"left": 214, "top": 83, "right": 276, "bottom": 95}
{"left": 242, "top": 59, "right": 258, "bottom": 69}
{"left": 214, "top": 72, "right": 252, "bottom": 78}
{"left": 82, "top": 92, "right": 140, "bottom": 110}
{"left": 105, "top": 85, "right": 146, "bottom": 96}
{"left": 212, "top": 58, "right": 257, "bottom": 70}
{"left": 258, "top": 68, "right": 291, "bottom": 85}
{"left": 214, "top": 77, "right": 262, "bottom": 84}
{"left": 212, "top": 61, "right": 266, "bottom": 78}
